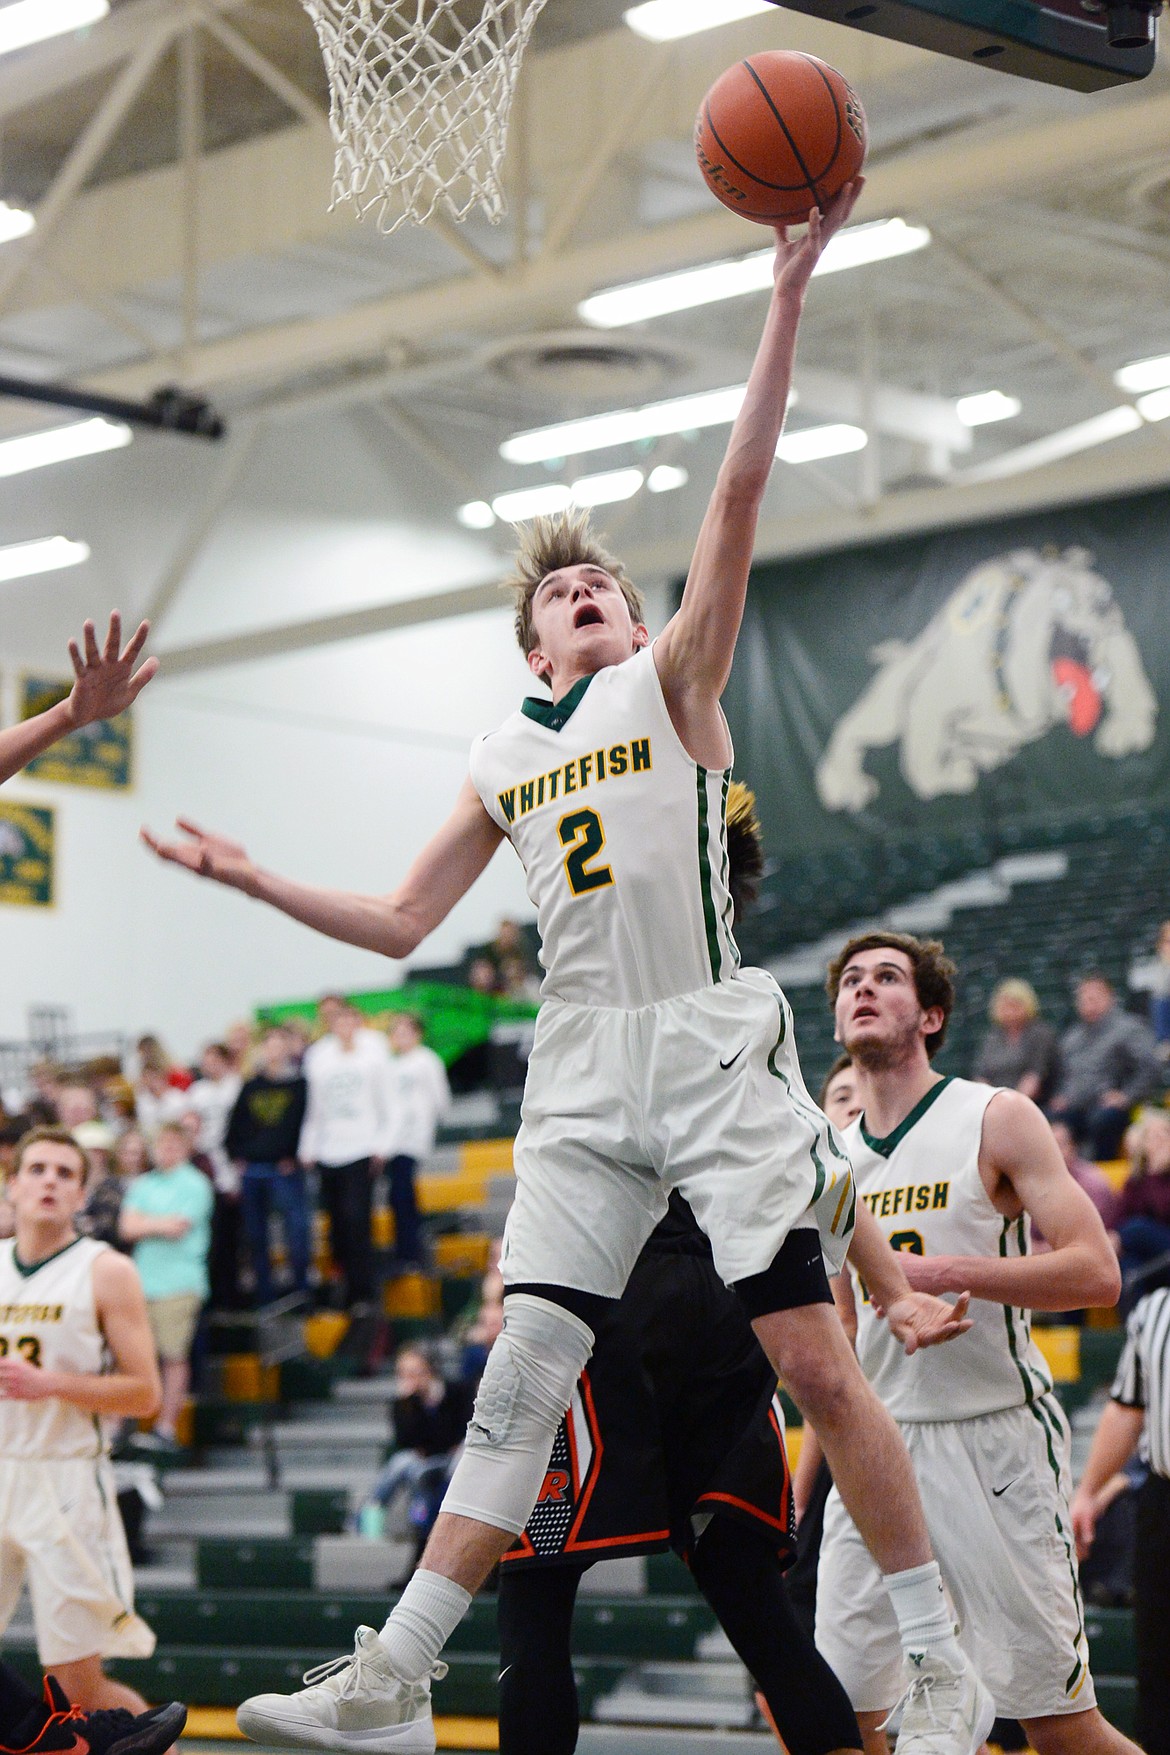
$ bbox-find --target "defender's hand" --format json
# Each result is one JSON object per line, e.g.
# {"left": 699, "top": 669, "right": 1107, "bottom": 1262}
{"left": 1070, "top": 1487, "right": 1098, "bottom": 1560}
{"left": 141, "top": 818, "right": 257, "bottom": 893}
{"left": 772, "top": 176, "right": 865, "bottom": 302}
{"left": 881, "top": 1289, "right": 972, "bottom": 1356}
{"left": 66, "top": 613, "right": 158, "bottom": 729}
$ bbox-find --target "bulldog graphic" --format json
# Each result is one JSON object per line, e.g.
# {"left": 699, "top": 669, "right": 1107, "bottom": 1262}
{"left": 815, "top": 547, "right": 1157, "bottom": 812}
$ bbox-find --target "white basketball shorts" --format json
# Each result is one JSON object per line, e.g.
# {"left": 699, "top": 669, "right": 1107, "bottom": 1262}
{"left": 501, "top": 966, "right": 855, "bottom": 1298}
{"left": 0, "top": 1454, "right": 156, "bottom": 1664}
{"left": 815, "top": 1393, "right": 1095, "bottom": 1721}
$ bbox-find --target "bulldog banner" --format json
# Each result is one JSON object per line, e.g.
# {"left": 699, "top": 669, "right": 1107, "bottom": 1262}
{"left": 722, "top": 485, "right": 1167, "bottom": 856}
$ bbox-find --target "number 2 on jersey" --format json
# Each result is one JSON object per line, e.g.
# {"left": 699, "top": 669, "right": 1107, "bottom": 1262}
{"left": 559, "top": 808, "right": 614, "bottom": 897}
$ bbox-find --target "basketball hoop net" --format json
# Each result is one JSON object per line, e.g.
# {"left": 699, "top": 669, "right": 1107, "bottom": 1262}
{"left": 301, "top": 0, "right": 548, "bottom": 231}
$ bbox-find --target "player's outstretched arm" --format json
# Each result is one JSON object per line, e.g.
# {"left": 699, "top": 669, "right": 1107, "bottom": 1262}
{"left": 849, "top": 1200, "right": 972, "bottom": 1355}
{"left": 142, "top": 775, "right": 505, "bottom": 960}
{"left": 0, "top": 612, "right": 157, "bottom": 786}
{"left": 655, "top": 178, "right": 862, "bottom": 755}
{"left": 0, "top": 1251, "right": 161, "bottom": 1419}
{"left": 895, "top": 1090, "right": 1122, "bottom": 1311}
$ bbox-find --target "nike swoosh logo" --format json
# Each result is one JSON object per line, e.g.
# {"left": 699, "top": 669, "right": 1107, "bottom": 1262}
{"left": 498, "top": 1665, "right": 513, "bottom": 1684}
{"left": 992, "top": 1480, "right": 1016, "bottom": 1497}
{"left": 719, "top": 1045, "right": 748, "bottom": 1071}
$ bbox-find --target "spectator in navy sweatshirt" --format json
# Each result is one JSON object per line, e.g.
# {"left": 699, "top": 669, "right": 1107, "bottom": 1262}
{"left": 225, "top": 1027, "right": 309, "bottom": 1307}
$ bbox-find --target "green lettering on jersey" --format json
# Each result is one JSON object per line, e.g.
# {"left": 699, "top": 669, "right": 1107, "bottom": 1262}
{"left": 519, "top": 781, "right": 535, "bottom": 817}
{"left": 497, "top": 789, "right": 517, "bottom": 825}
{"left": 631, "top": 738, "right": 652, "bottom": 772}
{"left": 932, "top": 1182, "right": 949, "bottom": 1209}
{"left": 914, "top": 1185, "right": 931, "bottom": 1211}
{"left": 608, "top": 745, "right": 628, "bottom": 775}
{"left": 562, "top": 763, "right": 577, "bottom": 795}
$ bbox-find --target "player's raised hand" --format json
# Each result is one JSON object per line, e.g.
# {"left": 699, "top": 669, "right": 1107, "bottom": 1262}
{"left": 141, "top": 818, "right": 257, "bottom": 893}
{"left": 772, "top": 175, "right": 864, "bottom": 302}
{"left": 881, "top": 1289, "right": 973, "bottom": 1356}
{"left": 66, "top": 612, "right": 158, "bottom": 729}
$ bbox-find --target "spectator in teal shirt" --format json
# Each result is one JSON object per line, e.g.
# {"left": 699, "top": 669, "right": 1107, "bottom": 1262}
{"left": 120, "top": 1122, "right": 213, "bottom": 1447}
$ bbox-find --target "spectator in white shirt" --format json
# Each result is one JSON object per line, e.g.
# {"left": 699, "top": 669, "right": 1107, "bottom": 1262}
{"left": 134, "top": 1064, "right": 188, "bottom": 1139}
{"left": 300, "top": 1005, "right": 395, "bottom": 1312}
{"left": 186, "top": 1043, "right": 245, "bottom": 1310}
{"left": 385, "top": 1013, "right": 450, "bottom": 1271}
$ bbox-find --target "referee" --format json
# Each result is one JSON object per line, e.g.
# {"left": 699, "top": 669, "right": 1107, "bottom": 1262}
{"left": 1071, "top": 1284, "right": 1170, "bottom": 1755}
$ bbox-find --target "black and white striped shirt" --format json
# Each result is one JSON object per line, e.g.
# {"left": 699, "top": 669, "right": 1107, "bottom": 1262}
{"left": 1111, "top": 1285, "right": 1170, "bottom": 1479}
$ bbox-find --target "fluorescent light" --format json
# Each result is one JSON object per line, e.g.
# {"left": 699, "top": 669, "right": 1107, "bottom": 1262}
{"left": 960, "top": 406, "right": 1142, "bottom": 484}
{"left": 0, "top": 417, "right": 132, "bottom": 479}
{"left": 0, "top": 536, "right": 89, "bottom": 583}
{"left": 776, "top": 423, "right": 867, "bottom": 463}
{"left": 1138, "top": 387, "right": 1170, "bottom": 422}
{"left": 814, "top": 217, "right": 931, "bottom": 277}
{"left": 0, "top": 201, "right": 34, "bottom": 244}
{"left": 491, "top": 484, "right": 574, "bottom": 522}
{"left": 648, "top": 464, "right": 688, "bottom": 493}
{"left": 0, "top": 0, "right": 107, "bottom": 58}
{"left": 502, "top": 385, "right": 747, "bottom": 465}
{"left": 569, "top": 467, "right": 644, "bottom": 508}
{"left": 457, "top": 500, "right": 496, "bottom": 529}
{"left": 956, "top": 391, "right": 1021, "bottom": 427}
{"left": 625, "top": 0, "right": 772, "bottom": 42}
{"left": 579, "top": 220, "right": 930, "bottom": 329}
{"left": 1115, "top": 352, "right": 1170, "bottom": 394}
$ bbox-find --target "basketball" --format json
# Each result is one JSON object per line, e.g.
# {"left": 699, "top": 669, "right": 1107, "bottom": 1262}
{"left": 694, "top": 51, "right": 867, "bottom": 226}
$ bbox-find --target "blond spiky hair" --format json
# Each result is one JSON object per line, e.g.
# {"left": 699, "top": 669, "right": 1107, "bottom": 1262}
{"left": 725, "top": 782, "right": 764, "bottom": 923}
{"left": 501, "top": 508, "right": 645, "bottom": 664}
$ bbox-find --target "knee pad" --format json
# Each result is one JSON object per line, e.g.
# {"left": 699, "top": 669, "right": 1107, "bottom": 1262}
{"left": 441, "top": 1295, "right": 594, "bottom": 1536}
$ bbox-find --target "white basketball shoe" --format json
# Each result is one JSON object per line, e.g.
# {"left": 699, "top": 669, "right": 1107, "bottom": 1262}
{"left": 887, "top": 1649, "right": 996, "bottom": 1755}
{"left": 236, "top": 1626, "right": 442, "bottom": 1753}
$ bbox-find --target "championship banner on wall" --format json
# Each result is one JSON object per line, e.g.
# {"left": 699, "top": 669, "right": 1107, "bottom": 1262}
{"left": 721, "top": 485, "right": 1169, "bottom": 857}
{"left": 0, "top": 804, "right": 54, "bottom": 907}
{"left": 19, "top": 677, "right": 133, "bottom": 789}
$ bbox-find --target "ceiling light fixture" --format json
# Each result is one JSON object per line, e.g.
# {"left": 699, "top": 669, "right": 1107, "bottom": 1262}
{"left": 956, "top": 391, "right": 1022, "bottom": 427}
{"left": 624, "top": 0, "right": 773, "bottom": 43}
{"left": 579, "top": 219, "right": 931, "bottom": 329}
{"left": 776, "top": 423, "right": 867, "bottom": 463}
{"left": 647, "top": 464, "right": 689, "bottom": 493}
{"left": 568, "top": 467, "right": 645, "bottom": 508}
{"left": 491, "top": 484, "right": 574, "bottom": 522}
{"left": 1114, "top": 352, "right": 1170, "bottom": 394}
{"left": 0, "top": 417, "right": 132, "bottom": 479}
{"left": 501, "top": 385, "right": 749, "bottom": 465}
{"left": 1138, "top": 387, "right": 1170, "bottom": 422}
{"left": 0, "top": 202, "right": 34, "bottom": 245}
{"left": 0, "top": 0, "right": 108, "bottom": 59}
{"left": 0, "top": 536, "right": 90, "bottom": 583}
{"left": 960, "top": 406, "right": 1142, "bottom": 484}
{"left": 456, "top": 500, "right": 496, "bottom": 530}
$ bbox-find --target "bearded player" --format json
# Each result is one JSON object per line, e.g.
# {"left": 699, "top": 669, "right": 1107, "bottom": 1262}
{"left": 820, "top": 932, "right": 1138, "bottom": 1755}
{"left": 145, "top": 182, "right": 993, "bottom": 1755}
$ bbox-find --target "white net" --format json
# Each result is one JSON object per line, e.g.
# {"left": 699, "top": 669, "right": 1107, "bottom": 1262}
{"left": 302, "top": 0, "right": 548, "bottom": 231}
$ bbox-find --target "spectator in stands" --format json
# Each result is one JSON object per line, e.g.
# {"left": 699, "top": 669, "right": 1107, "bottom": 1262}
{"left": 1146, "top": 920, "right": 1170, "bottom": 1055}
{"left": 973, "top": 978, "right": 1060, "bottom": 1105}
{"left": 74, "top": 1120, "right": 124, "bottom": 1247}
{"left": 133, "top": 1061, "right": 188, "bottom": 1139}
{"left": 385, "top": 1013, "right": 450, "bottom": 1273}
{"left": 465, "top": 954, "right": 500, "bottom": 996}
{"left": 300, "top": 1003, "right": 394, "bottom": 1312}
{"left": 489, "top": 919, "right": 540, "bottom": 1000}
{"left": 1027, "top": 1121, "right": 1121, "bottom": 1255}
{"left": 119, "top": 1121, "right": 214, "bottom": 1448}
{"left": 358, "top": 1344, "right": 475, "bottom": 1557}
{"left": 133, "top": 1034, "right": 192, "bottom": 1092}
{"left": 54, "top": 1082, "right": 98, "bottom": 1130}
{"left": 186, "top": 1044, "right": 244, "bottom": 1310}
{"left": 1050, "top": 972, "right": 1161, "bottom": 1160}
{"left": 224, "top": 1019, "right": 255, "bottom": 1073}
{"left": 1113, "top": 1110, "right": 1170, "bottom": 1303}
{"left": 22, "top": 1061, "right": 61, "bottom": 1127}
{"left": 459, "top": 1265, "right": 505, "bottom": 1384}
{"left": 114, "top": 1126, "right": 149, "bottom": 1182}
{"left": 226, "top": 1026, "right": 309, "bottom": 1308}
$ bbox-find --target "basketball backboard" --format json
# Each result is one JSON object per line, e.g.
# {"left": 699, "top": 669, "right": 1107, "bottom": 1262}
{"left": 769, "top": 1, "right": 1159, "bottom": 89}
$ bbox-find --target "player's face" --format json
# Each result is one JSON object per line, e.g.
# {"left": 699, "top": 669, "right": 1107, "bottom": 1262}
{"left": 822, "top": 1067, "right": 861, "bottom": 1130}
{"left": 834, "top": 947, "right": 937, "bottom": 1068}
{"left": 9, "top": 1142, "right": 87, "bottom": 1224}
{"left": 528, "top": 564, "right": 648, "bottom": 685}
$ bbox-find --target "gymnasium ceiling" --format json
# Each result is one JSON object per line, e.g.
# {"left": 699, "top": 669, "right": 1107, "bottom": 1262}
{"left": 3, "top": 0, "right": 1170, "bottom": 672}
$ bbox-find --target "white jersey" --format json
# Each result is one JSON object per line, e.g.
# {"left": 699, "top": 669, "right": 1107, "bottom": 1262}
{"left": 844, "top": 1076, "right": 1053, "bottom": 1421}
{"left": 0, "top": 1235, "right": 110, "bottom": 1459}
{"left": 469, "top": 646, "right": 737, "bottom": 1009}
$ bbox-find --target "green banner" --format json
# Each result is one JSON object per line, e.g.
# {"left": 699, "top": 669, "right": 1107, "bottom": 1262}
{"left": 0, "top": 804, "right": 54, "bottom": 907}
{"left": 20, "top": 677, "right": 133, "bottom": 789}
{"left": 722, "top": 485, "right": 1168, "bottom": 857}
{"left": 258, "top": 982, "right": 539, "bottom": 1069}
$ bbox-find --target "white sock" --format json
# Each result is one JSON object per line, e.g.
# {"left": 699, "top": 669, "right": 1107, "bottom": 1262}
{"left": 882, "top": 1561, "right": 964, "bottom": 1670}
{"left": 378, "top": 1570, "right": 472, "bottom": 1681}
